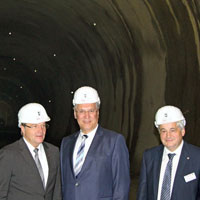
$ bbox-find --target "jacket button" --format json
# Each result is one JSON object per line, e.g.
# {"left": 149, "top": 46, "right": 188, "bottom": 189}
{"left": 75, "top": 182, "right": 79, "bottom": 186}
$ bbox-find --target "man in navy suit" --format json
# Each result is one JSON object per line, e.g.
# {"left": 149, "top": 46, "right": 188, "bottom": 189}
{"left": 137, "top": 105, "right": 200, "bottom": 200}
{"left": 60, "top": 86, "right": 130, "bottom": 200}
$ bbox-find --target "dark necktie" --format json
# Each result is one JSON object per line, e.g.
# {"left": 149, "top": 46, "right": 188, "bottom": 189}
{"left": 160, "top": 153, "right": 176, "bottom": 200}
{"left": 34, "top": 148, "right": 45, "bottom": 188}
{"left": 74, "top": 135, "right": 88, "bottom": 177}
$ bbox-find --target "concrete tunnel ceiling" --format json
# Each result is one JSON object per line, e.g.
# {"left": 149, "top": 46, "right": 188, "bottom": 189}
{"left": 0, "top": 0, "right": 200, "bottom": 175}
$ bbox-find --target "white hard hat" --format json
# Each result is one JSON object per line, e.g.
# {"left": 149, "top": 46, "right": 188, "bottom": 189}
{"left": 72, "top": 86, "right": 100, "bottom": 106}
{"left": 18, "top": 103, "right": 50, "bottom": 127}
{"left": 154, "top": 105, "right": 186, "bottom": 128}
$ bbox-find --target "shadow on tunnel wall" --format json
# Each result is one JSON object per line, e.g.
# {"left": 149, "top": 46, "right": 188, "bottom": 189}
{"left": 0, "top": 0, "right": 200, "bottom": 182}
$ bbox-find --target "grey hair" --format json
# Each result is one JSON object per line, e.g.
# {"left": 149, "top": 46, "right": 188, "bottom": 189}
{"left": 176, "top": 120, "right": 185, "bottom": 130}
{"left": 158, "top": 120, "right": 185, "bottom": 131}
{"left": 73, "top": 102, "right": 100, "bottom": 110}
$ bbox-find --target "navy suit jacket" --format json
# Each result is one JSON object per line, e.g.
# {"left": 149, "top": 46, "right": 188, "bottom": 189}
{"left": 60, "top": 125, "right": 130, "bottom": 200}
{"left": 137, "top": 141, "right": 200, "bottom": 200}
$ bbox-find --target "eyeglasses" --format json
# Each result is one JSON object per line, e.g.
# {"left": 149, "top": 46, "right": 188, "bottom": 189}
{"left": 23, "top": 123, "right": 49, "bottom": 129}
{"left": 75, "top": 109, "right": 97, "bottom": 115}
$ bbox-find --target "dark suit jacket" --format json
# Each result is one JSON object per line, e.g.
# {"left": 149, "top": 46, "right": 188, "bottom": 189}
{"left": 0, "top": 138, "right": 62, "bottom": 200}
{"left": 60, "top": 125, "right": 130, "bottom": 200}
{"left": 137, "top": 141, "right": 200, "bottom": 200}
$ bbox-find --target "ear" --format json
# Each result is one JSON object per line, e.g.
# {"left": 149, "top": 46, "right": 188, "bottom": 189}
{"left": 20, "top": 126, "right": 25, "bottom": 136}
{"left": 74, "top": 111, "right": 77, "bottom": 119}
{"left": 97, "top": 109, "right": 99, "bottom": 118}
{"left": 182, "top": 128, "right": 185, "bottom": 137}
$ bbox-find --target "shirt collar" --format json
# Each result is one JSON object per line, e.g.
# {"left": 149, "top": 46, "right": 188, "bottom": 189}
{"left": 23, "top": 137, "right": 43, "bottom": 151}
{"left": 80, "top": 124, "right": 98, "bottom": 138}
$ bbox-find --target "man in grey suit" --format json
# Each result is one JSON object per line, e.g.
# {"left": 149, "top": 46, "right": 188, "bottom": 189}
{"left": 137, "top": 105, "right": 200, "bottom": 200}
{"left": 60, "top": 86, "right": 130, "bottom": 200}
{"left": 0, "top": 103, "right": 62, "bottom": 200}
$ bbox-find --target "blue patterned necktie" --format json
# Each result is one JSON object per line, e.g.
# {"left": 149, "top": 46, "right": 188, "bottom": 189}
{"left": 160, "top": 153, "right": 176, "bottom": 200}
{"left": 34, "top": 148, "right": 45, "bottom": 189}
{"left": 74, "top": 135, "right": 88, "bottom": 177}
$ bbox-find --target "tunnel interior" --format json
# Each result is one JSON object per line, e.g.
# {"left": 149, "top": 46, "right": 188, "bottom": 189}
{"left": 1, "top": 0, "right": 200, "bottom": 181}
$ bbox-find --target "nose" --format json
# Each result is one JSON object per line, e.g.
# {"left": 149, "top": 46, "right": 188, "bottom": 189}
{"left": 84, "top": 111, "right": 90, "bottom": 118}
{"left": 166, "top": 131, "right": 172, "bottom": 138}
{"left": 37, "top": 125, "right": 46, "bottom": 132}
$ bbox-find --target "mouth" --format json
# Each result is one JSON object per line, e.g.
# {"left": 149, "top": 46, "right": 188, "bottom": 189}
{"left": 166, "top": 139, "right": 173, "bottom": 142}
{"left": 36, "top": 135, "right": 44, "bottom": 138}
{"left": 83, "top": 120, "right": 91, "bottom": 124}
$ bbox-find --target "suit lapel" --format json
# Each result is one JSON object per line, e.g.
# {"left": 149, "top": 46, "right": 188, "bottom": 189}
{"left": 19, "top": 138, "right": 37, "bottom": 167}
{"left": 70, "top": 132, "right": 79, "bottom": 177}
{"left": 153, "top": 146, "right": 163, "bottom": 200}
{"left": 77, "top": 126, "right": 102, "bottom": 178}
{"left": 43, "top": 143, "right": 51, "bottom": 189}
{"left": 85, "top": 126, "right": 103, "bottom": 156}
{"left": 171, "top": 142, "right": 189, "bottom": 198}
{"left": 44, "top": 142, "right": 59, "bottom": 192}
{"left": 19, "top": 138, "right": 45, "bottom": 192}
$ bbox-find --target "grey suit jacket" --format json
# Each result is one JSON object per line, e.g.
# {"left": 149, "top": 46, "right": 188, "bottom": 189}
{"left": 137, "top": 141, "right": 200, "bottom": 200}
{"left": 60, "top": 125, "right": 130, "bottom": 200}
{"left": 0, "top": 138, "right": 62, "bottom": 200}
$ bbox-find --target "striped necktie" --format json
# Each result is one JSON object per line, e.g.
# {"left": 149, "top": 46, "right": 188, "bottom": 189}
{"left": 34, "top": 148, "right": 45, "bottom": 189}
{"left": 74, "top": 135, "right": 88, "bottom": 177}
{"left": 160, "top": 153, "right": 176, "bottom": 200}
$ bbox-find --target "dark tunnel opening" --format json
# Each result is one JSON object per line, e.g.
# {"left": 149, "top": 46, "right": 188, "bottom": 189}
{"left": 0, "top": 1, "right": 200, "bottom": 185}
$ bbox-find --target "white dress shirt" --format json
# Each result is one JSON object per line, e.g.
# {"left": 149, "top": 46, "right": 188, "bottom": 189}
{"left": 73, "top": 125, "right": 98, "bottom": 169}
{"left": 23, "top": 138, "right": 49, "bottom": 187}
{"left": 157, "top": 140, "right": 184, "bottom": 200}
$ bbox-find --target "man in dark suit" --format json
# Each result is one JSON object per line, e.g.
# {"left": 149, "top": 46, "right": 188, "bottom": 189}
{"left": 137, "top": 105, "right": 200, "bottom": 200}
{"left": 60, "top": 86, "right": 130, "bottom": 200}
{"left": 0, "top": 103, "right": 62, "bottom": 200}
